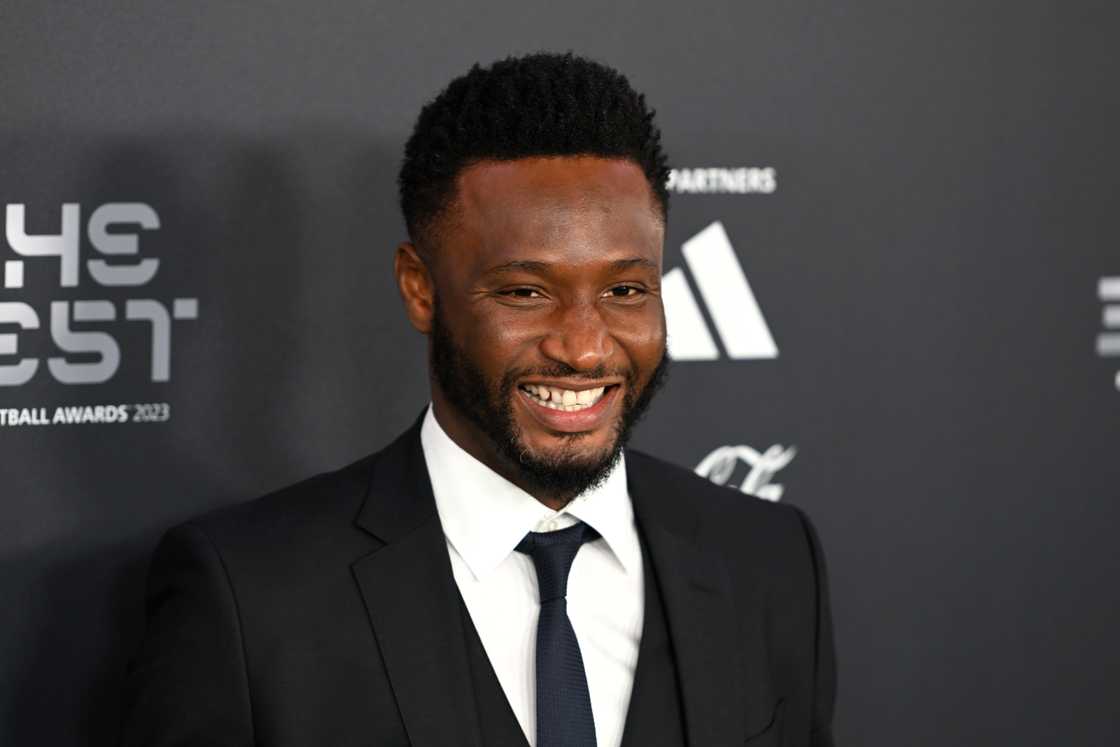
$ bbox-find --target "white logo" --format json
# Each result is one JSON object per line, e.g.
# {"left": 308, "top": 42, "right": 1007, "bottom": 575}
{"left": 1, "top": 202, "right": 195, "bottom": 427}
{"left": 1096, "top": 275, "right": 1120, "bottom": 390}
{"left": 1, "top": 203, "right": 198, "bottom": 387}
{"left": 695, "top": 443, "right": 797, "bottom": 502}
{"left": 666, "top": 167, "right": 777, "bottom": 194}
{"left": 663, "top": 221, "right": 778, "bottom": 361}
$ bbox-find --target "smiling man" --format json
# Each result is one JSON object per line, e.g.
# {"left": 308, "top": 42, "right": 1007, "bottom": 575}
{"left": 121, "top": 54, "right": 836, "bottom": 747}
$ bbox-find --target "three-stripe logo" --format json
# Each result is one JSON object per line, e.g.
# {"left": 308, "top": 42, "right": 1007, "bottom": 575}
{"left": 663, "top": 221, "right": 777, "bottom": 361}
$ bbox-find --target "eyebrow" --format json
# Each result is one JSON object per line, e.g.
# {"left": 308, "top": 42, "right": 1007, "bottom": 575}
{"left": 486, "top": 257, "right": 658, "bottom": 274}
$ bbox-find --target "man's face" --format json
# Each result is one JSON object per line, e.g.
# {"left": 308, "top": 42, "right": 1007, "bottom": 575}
{"left": 401, "top": 156, "right": 668, "bottom": 501}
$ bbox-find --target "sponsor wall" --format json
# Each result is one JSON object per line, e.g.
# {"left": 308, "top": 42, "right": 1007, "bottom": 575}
{"left": 2, "top": 3, "right": 1118, "bottom": 745}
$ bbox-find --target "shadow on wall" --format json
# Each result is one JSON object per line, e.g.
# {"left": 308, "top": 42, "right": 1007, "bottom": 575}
{"left": 0, "top": 128, "right": 412, "bottom": 746}
{"left": 2, "top": 537, "right": 149, "bottom": 745}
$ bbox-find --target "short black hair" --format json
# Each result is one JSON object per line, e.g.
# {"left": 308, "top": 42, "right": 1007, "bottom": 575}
{"left": 398, "top": 52, "right": 670, "bottom": 248}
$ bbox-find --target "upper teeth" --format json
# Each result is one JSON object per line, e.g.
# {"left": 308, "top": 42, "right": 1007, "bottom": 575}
{"left": 521, "top": 384, "right": 607, "bottom": 411}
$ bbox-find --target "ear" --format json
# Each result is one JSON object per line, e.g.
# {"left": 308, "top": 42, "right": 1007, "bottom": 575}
{"left": 394, "top": 242, "right": 435, "bottom": 334}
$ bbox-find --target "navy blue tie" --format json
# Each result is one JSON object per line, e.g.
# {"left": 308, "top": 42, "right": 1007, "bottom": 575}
{"left": 516, "top": 521, "right": 600, "bottom": 747}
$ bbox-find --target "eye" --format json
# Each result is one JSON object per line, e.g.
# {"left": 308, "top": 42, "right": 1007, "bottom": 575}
{"left": 604, "top": 285, "right": 645, "bottom": 299}
{"left": 498, "top": 287, "right": 545, "bottom": 299}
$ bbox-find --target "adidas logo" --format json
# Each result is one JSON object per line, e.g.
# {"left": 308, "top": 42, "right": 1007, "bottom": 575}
{"left": 663, "top": 221, "right": 778, "bottom": 361}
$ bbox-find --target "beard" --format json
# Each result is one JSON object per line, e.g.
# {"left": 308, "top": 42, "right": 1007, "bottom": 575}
{"left": 429, "top": 301, "right": 669, "bottom": 500}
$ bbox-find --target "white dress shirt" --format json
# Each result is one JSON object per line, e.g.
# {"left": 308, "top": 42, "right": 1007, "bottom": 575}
{"left": 420, "top": 406, "right": 645, "bottom": 747}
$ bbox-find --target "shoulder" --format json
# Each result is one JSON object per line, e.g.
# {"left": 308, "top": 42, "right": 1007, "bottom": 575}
{"left": 165, "top": 426, "right": 415, "bottom": 570}
{"left": 626, "top": 449, "right": 823, "bottom": 575}
{"left": 186, "top": 452, "right": 376, "bottom": 545}
{"left": 627, "top": 448, "right": 810, "bottom": 533}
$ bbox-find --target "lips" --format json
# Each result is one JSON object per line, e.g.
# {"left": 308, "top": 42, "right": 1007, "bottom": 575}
{"left": 516, "top": 382, "right": 622, "bottom": 433}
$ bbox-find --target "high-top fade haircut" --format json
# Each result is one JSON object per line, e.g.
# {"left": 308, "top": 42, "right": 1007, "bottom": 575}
{"left": 398, "top": 52, "right": 670, "bottom": 250}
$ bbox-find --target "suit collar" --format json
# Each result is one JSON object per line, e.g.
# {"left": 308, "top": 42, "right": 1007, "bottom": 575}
{"left": 351, "top": 415, "right": 483, "bottom": 747}
{"left": 353, "top": 414, "right": 437, "bottom": 545}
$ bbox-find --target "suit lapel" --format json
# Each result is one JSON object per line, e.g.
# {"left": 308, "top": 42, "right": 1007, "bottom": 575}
{"left": 628, "top": 452, "right": 745, "bottom": 746}
{"left": 350, "top": 422, "right": 482, "bottom": 747}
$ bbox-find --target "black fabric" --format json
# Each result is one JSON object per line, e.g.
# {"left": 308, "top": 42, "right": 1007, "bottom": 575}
{"left": 119, "top": 417, "right": 836, "bottom": 746}
{"left": 516, "top": 523, "right": 600, "bottom": 747}
{"left": 619, "top": 528, "right": 687, "bottom": 747}
{"left": 459, "top": 592, "right": 532, "bottom": 747}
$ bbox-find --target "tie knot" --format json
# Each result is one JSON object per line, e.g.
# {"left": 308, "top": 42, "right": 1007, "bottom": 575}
{"left": 516, "top": 521, "right": 599, "bottom": 603}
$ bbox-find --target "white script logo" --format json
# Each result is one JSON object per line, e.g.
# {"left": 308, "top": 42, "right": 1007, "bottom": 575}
{"left": 662, "top": 221, "right": 777, "bottom": 361}
{"left": 695, "top": 443, "right": 797, "bottom": 502}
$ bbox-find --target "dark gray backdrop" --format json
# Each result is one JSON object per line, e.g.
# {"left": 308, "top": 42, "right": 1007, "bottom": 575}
{"left": 2, "top": 2, "right": 1118, "bottom": 745}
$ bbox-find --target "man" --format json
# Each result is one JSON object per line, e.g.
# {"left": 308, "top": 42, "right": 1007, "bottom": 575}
{"left": 120, "top": 53, "right": 836, "bottom": 746}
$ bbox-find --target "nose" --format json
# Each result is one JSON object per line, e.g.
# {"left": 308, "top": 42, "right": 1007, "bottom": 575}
{"left": 539, "top": 302, "right": 614, "bottom": 371}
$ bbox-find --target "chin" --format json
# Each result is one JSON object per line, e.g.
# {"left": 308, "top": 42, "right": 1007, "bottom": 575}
{"left": 517, "top": 427, "right": 618, "bottom": 468}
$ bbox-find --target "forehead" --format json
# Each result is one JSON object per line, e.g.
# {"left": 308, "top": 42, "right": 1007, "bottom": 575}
{"left": 445, "top": 156, "right": 663, "bottom": 268}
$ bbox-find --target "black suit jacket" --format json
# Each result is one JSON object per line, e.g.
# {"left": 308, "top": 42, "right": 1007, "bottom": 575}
{"left": 120, "top": 420, "right": 836, "bottom": 746}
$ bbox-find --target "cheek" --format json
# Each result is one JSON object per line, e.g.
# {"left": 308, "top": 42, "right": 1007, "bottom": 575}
{"left": 610, "top": 303, "right": 666, "bottom": 367}
{"left": 460, "top": 306, "right": 541, "bottom": 372}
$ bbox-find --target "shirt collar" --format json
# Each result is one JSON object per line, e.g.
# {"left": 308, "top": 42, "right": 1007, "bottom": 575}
{"left": 420, "top": 405, "right": 640, "bottom": 581}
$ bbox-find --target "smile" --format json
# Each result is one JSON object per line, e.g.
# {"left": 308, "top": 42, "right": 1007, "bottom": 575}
{"left": 518, "top": 383, "right": 609, "bottom": 411}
